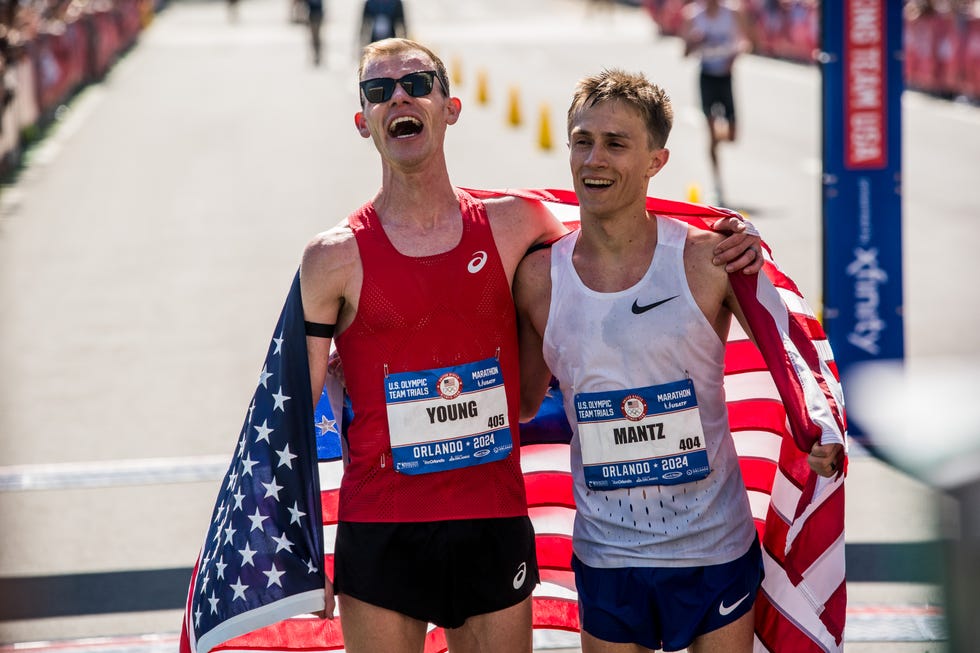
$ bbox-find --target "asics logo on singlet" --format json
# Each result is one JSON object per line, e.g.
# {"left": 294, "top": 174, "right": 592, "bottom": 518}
{"left": 631, "top": 295, "right": 678, "bottom": 314}
{"left": 718, "top": 592, "right": 751, "bottom": 616}
{"left": 513, "top": 562, "right": 527, "bottom": 589}
{"left": 467, "top": 250, "right": 488, "bottom": 273}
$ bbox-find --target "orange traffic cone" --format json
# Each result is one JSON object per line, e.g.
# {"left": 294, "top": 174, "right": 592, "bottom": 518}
{"left": 538, "top": 103, "right": 553, "bottom": 150}
{"left": 508, "top": 87, "right": 522, "bottom": 127}
{"left": 476, "top": 70, "right": 489, "bottom": 105}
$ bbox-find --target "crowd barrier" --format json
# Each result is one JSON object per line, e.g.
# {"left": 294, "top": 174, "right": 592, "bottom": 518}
{"left": 642, "top": 0, "right": 980, "bottom": 103}
{"left": 905, "top": 8, "right": 980, "bottom": 100}
{"left": 0, "top": 0, "right": 158, "bottom": 176}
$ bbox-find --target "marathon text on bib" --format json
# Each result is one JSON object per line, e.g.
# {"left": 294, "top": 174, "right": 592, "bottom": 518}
{"left": 386, "top": 358, "right": 513, "bottom": 475}
{"left": 575, "top": 379, "right": 710, "bottom": 489}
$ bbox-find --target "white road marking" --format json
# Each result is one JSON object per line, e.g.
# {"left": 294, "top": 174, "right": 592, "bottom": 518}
{"left": 0, "top": 455, "right": 227, "bottom": 491}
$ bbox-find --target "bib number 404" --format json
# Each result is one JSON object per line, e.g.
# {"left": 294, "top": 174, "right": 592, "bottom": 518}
{"left": 678, "top": 436, "right": 702, "bottom": 451}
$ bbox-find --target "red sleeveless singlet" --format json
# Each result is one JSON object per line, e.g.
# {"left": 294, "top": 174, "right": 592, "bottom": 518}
{"left": 334, "top": 189, "right": 527, "bottom": 522}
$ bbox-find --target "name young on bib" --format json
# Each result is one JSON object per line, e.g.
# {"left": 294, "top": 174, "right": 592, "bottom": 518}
{"left": 385, "top": 358, "right": 513, "bottom": 475}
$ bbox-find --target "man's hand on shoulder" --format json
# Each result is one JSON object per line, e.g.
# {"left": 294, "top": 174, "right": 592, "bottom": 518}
{"left": 709, "top": 216, "right": 763, "bottom": 275}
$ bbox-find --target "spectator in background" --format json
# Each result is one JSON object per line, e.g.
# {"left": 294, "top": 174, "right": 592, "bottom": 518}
{"left": 359, "top": 0, "right": 406, "bottom": 48}
{"left": 681, "top": 0, "right": 753, "bottom": 206}
{"left": 306, "top": 0, "right": 323, "bottom": 65}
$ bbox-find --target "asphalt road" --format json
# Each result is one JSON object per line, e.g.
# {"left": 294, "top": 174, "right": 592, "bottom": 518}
{"left": 0, "top": 0, "right": 976, "bottom": 649}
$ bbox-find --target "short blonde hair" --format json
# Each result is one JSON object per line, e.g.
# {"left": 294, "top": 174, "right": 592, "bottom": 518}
{"left": 567, "top": 69, "right": 673, "bottom": 149}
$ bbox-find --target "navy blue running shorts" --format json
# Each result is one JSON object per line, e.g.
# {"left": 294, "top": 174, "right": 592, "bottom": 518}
{"left": 333, "top": 516, "right": 539, "bottom": 628}
{"left": 572, "top": 535, "right": 763, "bottom": 652}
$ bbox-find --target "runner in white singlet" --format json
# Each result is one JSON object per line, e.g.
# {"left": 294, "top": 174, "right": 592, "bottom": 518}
{"left": 514, "top": 69, "right": 844, "bottom": 653}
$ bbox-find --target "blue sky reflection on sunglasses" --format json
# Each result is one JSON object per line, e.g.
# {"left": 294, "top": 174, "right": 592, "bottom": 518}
{"left": 359, "top": 71, "right": 447, "bottom": 104}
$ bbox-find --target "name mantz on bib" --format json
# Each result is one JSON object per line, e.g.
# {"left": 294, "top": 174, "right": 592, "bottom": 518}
{"left": 385, "top": 358, "right": 513, "bottom": 475}
{"left": 575, "top": 379, "right": 710, "bottom": 489}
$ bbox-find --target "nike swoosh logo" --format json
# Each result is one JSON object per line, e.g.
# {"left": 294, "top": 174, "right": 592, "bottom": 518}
{"left": 718, "top": 592, "right": 751, "bottom": 616}
{"left": 631, "top": 295, "right": 678, "bottom": 314}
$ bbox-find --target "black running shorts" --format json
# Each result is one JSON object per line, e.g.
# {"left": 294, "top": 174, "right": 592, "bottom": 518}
{"left": 333, "top": 516, "right": 539, "bottom": 628}
{"left": 699, "top": 71, "right": 736, "bottom": 123}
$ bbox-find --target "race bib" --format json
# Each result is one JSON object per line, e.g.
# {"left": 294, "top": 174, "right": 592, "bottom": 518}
{"left": 386, "top": 358, "right": 513, "bottom": 475}
{"left": 575, "top": 379, "right": 710, "bottom": 489}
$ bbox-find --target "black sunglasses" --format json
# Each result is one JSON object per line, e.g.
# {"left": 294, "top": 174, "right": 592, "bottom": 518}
{"left": 359, "top": 70, "right": 446, "bottom": 104}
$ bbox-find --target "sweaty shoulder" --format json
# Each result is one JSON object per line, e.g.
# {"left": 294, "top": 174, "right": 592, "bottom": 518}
{"left": 300, "top": 220, "right": 360, "bottom": 322}
{"left": 684, "top": 222, "right": 725, "bottom": 261}
{"left": 514, "top": 246, "right": 553, "bottom": 325}
{"left": 302, "top": 220, "right": 359, "bottom": 280}
{"left": 683, "top": 222, "right": 730, "bottom": 304}
{"left": 484, "top": 196, "right": 567, "bottom": 248}
{"left": 682, "top": 222, "right": 738, "bottom": 336}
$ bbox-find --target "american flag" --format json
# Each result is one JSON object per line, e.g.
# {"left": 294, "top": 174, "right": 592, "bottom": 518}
{"left": 181, "top": 189, "right": 847, "bottom": 653}
{"left": 179, "top": 272, "right": 329, "bottom": 653}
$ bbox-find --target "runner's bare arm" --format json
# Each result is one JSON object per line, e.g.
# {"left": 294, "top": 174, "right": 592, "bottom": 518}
{"left": 720, "top": 258, "right": 844, "bottom": 479}
{"left": 524, "top": 198, "right": 572, "bottom": 248}
{"left": 485, "top": 197, "right": 569, "bottom": 283}
{"left": 299, "top": 225, "right": 358, "bottom": 619}
{"left": 514, "top": 248, "right": 554, "bottom": 421}
{"left": 680, "top": 4, "right": 704, "bottom": 56}
{"left": 300, "top": 228, "right": 354, "bottom": 400}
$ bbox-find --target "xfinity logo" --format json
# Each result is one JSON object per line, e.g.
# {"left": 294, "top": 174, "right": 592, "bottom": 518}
{"left": 846, "top": 247, "right": 888, "bottom": 355}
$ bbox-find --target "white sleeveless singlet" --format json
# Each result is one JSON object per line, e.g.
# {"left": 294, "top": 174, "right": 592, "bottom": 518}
{"left": 542, "top": 217, "right": 755, "bottom": 568}
{"left": 690, "top": 4, "right": 739, "bottom": 75}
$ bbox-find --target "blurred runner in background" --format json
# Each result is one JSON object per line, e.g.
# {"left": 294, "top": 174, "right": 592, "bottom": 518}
{"left": 306, "top": 0, "right": 324, "bottom": 65}
{"left": 682, "top": 0, "right": 753, "bottom": 206}
{"left": 360, "top": 0, "right": 407, "bottom": 48}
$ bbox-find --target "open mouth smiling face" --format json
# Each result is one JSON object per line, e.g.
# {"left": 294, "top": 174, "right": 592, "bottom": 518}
{"left": 388, "top": 115, "right": 424, "bottom": 139}
{"left": 581, "top": 177, "right": 613, "bottom": 190}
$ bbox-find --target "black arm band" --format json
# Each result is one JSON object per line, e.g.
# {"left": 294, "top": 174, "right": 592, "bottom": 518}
{"left": 524, "top": 239, "right": 556, "bottom": 257}
{"left": 304, "top": 321, "right": 336, "bottom": 338}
